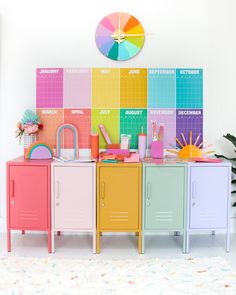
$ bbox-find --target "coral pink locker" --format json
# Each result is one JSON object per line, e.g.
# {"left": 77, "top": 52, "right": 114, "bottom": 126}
{"left": 51, "top": 162, "right": 96, "bottom": 253}
{"left": 6, "top": 157, "right": 51, "bottom": 253}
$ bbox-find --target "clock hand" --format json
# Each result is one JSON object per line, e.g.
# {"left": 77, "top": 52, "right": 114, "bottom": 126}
{"left": 120, "top": 33, "right": 145, "bottom": 37}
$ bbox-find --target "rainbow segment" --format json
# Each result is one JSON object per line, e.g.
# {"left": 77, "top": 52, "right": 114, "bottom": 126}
{"left": 95, "top": 13, "right": 145, "bottom": 61}
{"left": 25, "top": 142, "right": 54, "bottom": 159}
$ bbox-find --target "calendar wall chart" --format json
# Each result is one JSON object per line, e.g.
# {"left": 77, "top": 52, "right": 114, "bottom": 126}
{"left": 36, "top": 68, "right": 203, "bottom": 149}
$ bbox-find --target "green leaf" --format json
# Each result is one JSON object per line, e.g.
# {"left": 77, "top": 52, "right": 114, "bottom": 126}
{"left": 223, "top": 133, "right": 236, "bottom": 148}
{"left": 215, "top": 154, "right": 236, "bottom": 161}
{"left": 233, "top": 202, "right": 236, "bottom": 207}
{"left": 232, "top": 167, "right": 236, "bottom": 174}
{"left": 232, "top": 179, "right": 236, "bottom": 184}
{"left": 232, "top": 190, "right": 236, "bottom": 194}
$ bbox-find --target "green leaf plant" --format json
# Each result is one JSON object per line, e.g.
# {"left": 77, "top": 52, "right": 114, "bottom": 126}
{"left": 215, "top": 133, "right": 236, "bottom": 206}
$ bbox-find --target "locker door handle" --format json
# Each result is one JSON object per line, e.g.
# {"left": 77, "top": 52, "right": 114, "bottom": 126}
{"left": 101, "top": 182, "right": 105, "bottom": 200}
{"left": 10, "top": 180, "right": 14, "bottom": 198}
{"left": 147, "top": 182, "right": 151, "bottom": 200}
{"left": 56, "top": 181, "right": 60, "bottom": 199}
{"left": 192, "top": 181, "right": 197, "bottom": 199}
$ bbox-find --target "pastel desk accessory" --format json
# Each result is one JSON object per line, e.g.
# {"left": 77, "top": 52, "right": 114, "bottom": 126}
{"left": 25, "top": 142, "right": 53, "bottom": 159}
{"left": 99, "top": 124, "right": 112, "bottom": 144}
{"left": 102, "top": 159, "right": 118, "bottom": 163}
{"left": 91, "top": 131, "right": 99, "bottom": 160}
{"left": 107, "top": 144, "right": 120, "bottom": 149}
{"left": 106, "top": 149, "right": 130, "bottom": 156}
{"left": 150, "top": 141, "right": 164, "bottom": 159}
{"left": 138, "top": 127, "right": 146, "bottom": 159}
{"left": 192, "top": 157, "right": 222, "bottom": 163}
{"left": 124, "top": 153, "right": 140, "bottom": 163}
{"left": 167, "top": 131, "right": 215, "bottom": 161}
{"left": 120, "top": 134, "right": 131, "bottom": 150}
{"left": 56, "top": 124, "right": 78, "bottom": 160}
{"left": 150, "top": 122, "right": 164, "bottom": 159}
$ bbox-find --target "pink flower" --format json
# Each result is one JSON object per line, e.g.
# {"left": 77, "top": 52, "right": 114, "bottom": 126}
{"left": 17, "top": 122, "right": 22, "bottom": 130}
{"left": 24, "top": 124, "right": 39, "bottom": 135}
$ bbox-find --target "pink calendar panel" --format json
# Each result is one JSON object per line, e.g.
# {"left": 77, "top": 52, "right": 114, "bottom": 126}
{"left": 63, "top": 68, "right": 92, "bottom": 108}
{"left": 64, "top": 109, "right": 91, "bottom": 149}
{"left": 36, "top": 109, "right": 64, "bottom": 148}
{"left": 36, "top": 69, "right": 63, "bottom": 108}
{"left": 148, "top": 109, "right": 176, "bottom": 149}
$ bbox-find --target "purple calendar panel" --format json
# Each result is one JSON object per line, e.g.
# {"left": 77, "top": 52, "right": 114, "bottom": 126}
{"left": 63, "top": 68, "right": 91, "bottom": 108}
{"left": 176, "top": 109, "right": 203, "bottom": 147}
{"left": 148, "top": 109, "right": 176, "bottom": 149}
{"left": 36, "top": 68, "right": 63, "bottom": 108}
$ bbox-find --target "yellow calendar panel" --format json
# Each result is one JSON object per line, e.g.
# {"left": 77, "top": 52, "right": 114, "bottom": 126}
{"left": 92, "top": 68, "right": 120, "bottom": 108}
{"left": 120, "top": 68, "right": 147, "bottom": 108}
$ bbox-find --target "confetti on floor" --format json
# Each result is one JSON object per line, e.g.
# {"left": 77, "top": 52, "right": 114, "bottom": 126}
{"left": 0, "top": 256, "right": 235, "bottom": 295}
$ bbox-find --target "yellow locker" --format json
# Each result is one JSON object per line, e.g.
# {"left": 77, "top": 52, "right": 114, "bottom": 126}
{"left": 96, "top": 162, "right": 142, "bottom": 253}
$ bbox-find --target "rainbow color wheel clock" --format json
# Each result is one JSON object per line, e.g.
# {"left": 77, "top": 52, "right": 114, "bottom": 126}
{"left": 95, "top": 12, "right": 145, "bottom": 61}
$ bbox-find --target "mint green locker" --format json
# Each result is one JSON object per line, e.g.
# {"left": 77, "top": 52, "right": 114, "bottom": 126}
{"left": 142, "top": 163, "right": 187, "bottom": 253}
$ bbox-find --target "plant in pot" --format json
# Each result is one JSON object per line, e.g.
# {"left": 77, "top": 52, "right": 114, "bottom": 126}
{"left": 215, "top": 133, "right": 236, "bottom": 206}
{"left": 16, "top": 109, "right": 43, "bottom": 156}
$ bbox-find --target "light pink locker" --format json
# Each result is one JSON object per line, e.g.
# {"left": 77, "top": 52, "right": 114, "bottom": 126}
{"left": 54, "top": 166, "right": 93, "bottom": 229}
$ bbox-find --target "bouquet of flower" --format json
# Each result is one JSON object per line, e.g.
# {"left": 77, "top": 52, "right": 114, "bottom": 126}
{"left": 16, "top": 110, "right": 43, "bottom": 143}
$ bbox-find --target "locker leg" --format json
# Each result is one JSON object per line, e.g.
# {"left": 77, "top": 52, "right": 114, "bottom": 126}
{"left": 211, "top": 231, "right": 215, "bottom": 235}
{"left": 226, "top": 229, "right": 230, "bottom": 253}
{"left": 186, "top": 231, "right": 190, "bottom": 254}
{"left": 183, "top": 230, "right": 186, "bottom": 254}
{"left": 51, "top": 231, "right": 55, "bottom": 253}
{"left": 174, "top": 231, "right": 180, "bottom": 236}
{"left": 22, "top": 230, "right": 25, "bottom": 235}
{"left": 135, "top": 232, "right": 139, "bottom": 236}
{"left": 93, "top": 231, "right": 96, "bottom": 254}
{"left": 57, "top": 231, "right": 61, "bottom": 236}
{"left": 141, "top": 232, "right": 145, "bottom": 254}
{"left": 100, "top": 232, "right": 102, "bottom": 236}
{"left": 96, "top": 232, "right": 100, "bottom": 254}
{"left": 7, "top": 228, "right": 11, "bottom": 252}
{"left": 138, "top": 232, "right": 142, "bottom": 254}
{"left": 48, "top": 230, "right": 52, "bottom": 254}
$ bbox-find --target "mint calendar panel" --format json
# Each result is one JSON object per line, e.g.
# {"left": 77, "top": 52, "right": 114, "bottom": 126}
{"left": 91, "top": 109, "right": 119, "bottom": 148}
{"left": 36, "top": 69, "right": 63, "bottom": 108}
{"left": 148, "top": 69, "right": 176, "bottom": 108}
{"left": 36, "top": 109, "right": 64, "bottom": 148}
{"left": 63, "top": 68, "right": 91, "bottom": 108}
{"left": 148, "top": 109, "right": 176, "bottom": 149}
{"left": 120, "top": 68, "right": 147, "bottom": 108}
{"left": 92, "top": 68, "right": 120, "bottom": 109}
{"left": 176, "top": 69, "right": 203, "bottom": 108}
{"left": 64, "top": 109, "right": 91, "bottom": 149}
{"left": 176, "top": 109, "right": 203, "bottom": 147}
{"left": 120, "top": 109, "right": 147, "bottom": 149}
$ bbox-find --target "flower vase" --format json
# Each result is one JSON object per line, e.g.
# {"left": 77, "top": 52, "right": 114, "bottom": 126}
{"left": 23, "top": 133, "right": 36, "bottom": 158}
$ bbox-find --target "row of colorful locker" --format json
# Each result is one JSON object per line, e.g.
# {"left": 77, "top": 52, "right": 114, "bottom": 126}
{"left": 6, "top": 157, "right": 231, "bottom": 254}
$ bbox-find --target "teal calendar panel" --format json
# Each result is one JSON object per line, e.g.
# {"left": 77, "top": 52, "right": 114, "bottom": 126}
{"left": 148, "top": 69, "right": 176, "bottom": 108}
{"left": 120, "top": 109, "right": 147, "bottom": 149}
{"left": 176, "top": 69, "right": 203, "bottom": 108}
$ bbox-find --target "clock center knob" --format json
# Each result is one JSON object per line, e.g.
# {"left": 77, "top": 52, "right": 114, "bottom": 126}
{"left": 112, "top": 29, "right": 125, "bottom": 44}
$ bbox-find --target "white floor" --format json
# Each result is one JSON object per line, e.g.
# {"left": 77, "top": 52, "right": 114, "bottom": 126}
{"left": 1, "top": 232, "right": 236, "bottom": 270}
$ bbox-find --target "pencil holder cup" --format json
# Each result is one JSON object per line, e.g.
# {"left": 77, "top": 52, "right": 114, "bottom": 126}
{"left": 150, "top": 141, "right": 163, "bottom": 159}
{"left": 23, "top": 134, "right": 36, "bottom": 158}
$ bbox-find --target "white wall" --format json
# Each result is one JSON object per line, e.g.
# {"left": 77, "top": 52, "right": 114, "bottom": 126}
{"left": 0, "top": 0, "right": 235, "bottom": 228}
